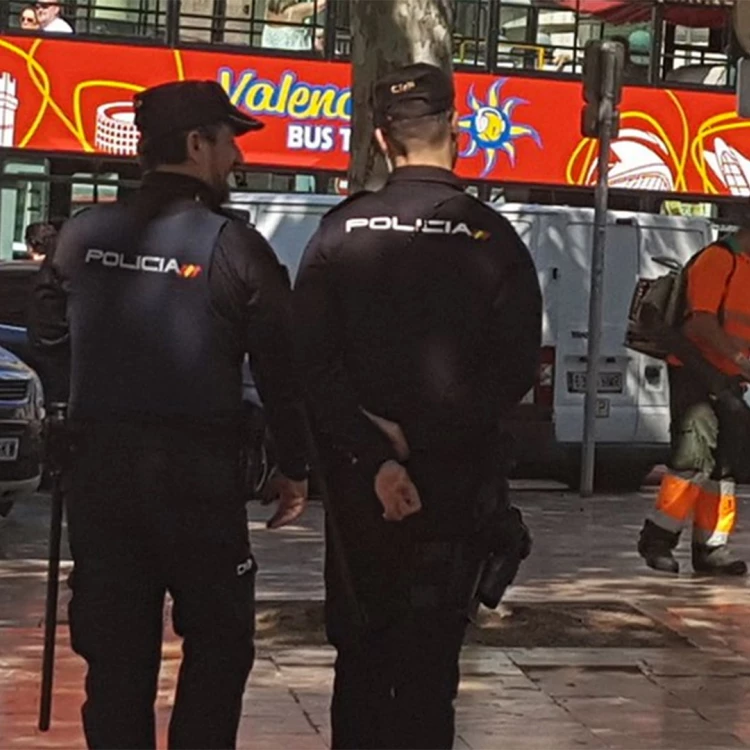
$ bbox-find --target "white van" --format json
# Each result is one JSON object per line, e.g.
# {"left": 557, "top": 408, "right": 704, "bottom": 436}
{"left": 496, "top": 204, "right": 712, "bottom": 489}
{"left": 227, "top": 193, "right": 342, "bottom": 282}
{"left": 226, "top": 192, "right": 713, "bottom": 489}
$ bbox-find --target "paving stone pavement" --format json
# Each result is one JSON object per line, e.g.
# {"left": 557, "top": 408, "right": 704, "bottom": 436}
{"left": 4, "top": 485, "right": 750, "bottom": 748}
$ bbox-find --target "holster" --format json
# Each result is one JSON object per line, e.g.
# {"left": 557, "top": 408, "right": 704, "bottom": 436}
{"left": 470, "top": 476, "right": 532, "bottom": 612}
{"left": 44, "top": 403, "right": 70, "bottom": 479}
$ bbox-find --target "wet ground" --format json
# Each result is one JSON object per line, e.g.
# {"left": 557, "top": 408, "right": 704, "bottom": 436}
{"left": 4, "top": 483, "right": 750, "bottom": 749}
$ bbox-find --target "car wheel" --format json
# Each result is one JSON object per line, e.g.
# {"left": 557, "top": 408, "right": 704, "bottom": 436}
{"left": 0, "top": 499, "right": 15, "bottom": 518}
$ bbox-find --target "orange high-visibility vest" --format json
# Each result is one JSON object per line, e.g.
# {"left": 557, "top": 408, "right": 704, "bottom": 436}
{"left": 676, "top": 243, "right": 749, "bottom": 376}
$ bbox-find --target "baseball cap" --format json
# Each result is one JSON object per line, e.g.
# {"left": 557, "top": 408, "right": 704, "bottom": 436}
{"left": 133, "top": 80, "right": 263, "bottom": 142}
{"left": 372, "top": 63, "right": 455, "bottom": 128}
{"left": 628, "top": 29, "right": 651, "bottom": 56}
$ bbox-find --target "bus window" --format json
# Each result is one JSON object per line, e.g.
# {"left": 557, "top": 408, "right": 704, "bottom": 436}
{"left": 232, "top": 169, "right": 320, "bottom": 193}
{"left": 0, "top": 159, "right": 49, "bottom": 261}
{"left": 661, "top": 7, "right": 733, "bottom": 87}
{"left": 62, "top": 0, "right": 166, "bottom": 40}
{"left": 71, "top": 172, "right": 121, "bottom": 211}
{"left": 454, "top": 0, "right": 489, "bottom": 68}
{"left": 497, "top": 2, "right": 579, "bottom": 74}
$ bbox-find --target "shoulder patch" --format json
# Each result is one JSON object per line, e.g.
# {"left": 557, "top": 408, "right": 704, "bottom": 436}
{"left": 322, "top": 190, "right": 373, "bottom": 220}
{"left": 220, "top": 207, "right": 255, "bottom": 226}
{"left": 70, "top": 205, "right": 95, "bottom": 219}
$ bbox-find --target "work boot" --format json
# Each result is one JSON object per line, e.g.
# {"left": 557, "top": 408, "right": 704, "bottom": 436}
{"left": 692, "top": 544, "right": 748, "bottom": 576}
{"left": 638, "top": 520, "right": 680, "bottom": 574}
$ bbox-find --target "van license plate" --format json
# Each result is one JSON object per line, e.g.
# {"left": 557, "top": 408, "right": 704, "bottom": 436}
{"left": 568, "top": 371, "right": 623, "bottom": 394}
{"left": 596, "top": 399, "right": 610, "bottom": 418}
{"left": 0, "top": 438, "right": 19, "bottom": 462}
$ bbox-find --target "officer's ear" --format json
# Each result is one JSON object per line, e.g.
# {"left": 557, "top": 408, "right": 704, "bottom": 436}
{"left": 374, "top": 127, "right": 389, "bottom": 157}
{"left": 374, "top": 128, "right": 395, "bottom": 173}
{"left": 449, "top": 110, "right": 460, "bottom": 167}
{"left": 185, "top": 129, "right": 212, "bottom": 163}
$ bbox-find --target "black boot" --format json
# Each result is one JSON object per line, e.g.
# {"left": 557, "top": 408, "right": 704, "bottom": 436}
{"left": 692, "top": 543, "right": 748, "bottom": 576}
{"left": 638, "top": 520, "right": 680, "bottom": 574}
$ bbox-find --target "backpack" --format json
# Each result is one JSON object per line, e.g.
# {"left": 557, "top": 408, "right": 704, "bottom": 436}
{"left": 625, "top": 239, "right": 738, "bottom": 361}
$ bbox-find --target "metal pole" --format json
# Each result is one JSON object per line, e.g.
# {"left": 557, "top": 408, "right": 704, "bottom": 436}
{"left": 0, "top": 1, "right": 9, "bottom": 33}
{"left": 323, "top": 0, "right": 337, "bottom": 60}
{"left": 166, "top": 0, "right": 181, "bottom": 48}
{"left": 486, "top": 0, "right": 500, "bottom": 73}
{"left": 580, "top": 47, "right": 616, "bottom": 497}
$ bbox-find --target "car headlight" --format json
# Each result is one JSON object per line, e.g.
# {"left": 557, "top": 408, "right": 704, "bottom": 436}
{"left": 30, "top": 375, "right": 45, "bottom": 416}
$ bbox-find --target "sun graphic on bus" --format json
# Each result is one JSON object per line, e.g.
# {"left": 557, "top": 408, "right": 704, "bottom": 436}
{"left": 458, "top": 80, "right": 542, "bottom": 177}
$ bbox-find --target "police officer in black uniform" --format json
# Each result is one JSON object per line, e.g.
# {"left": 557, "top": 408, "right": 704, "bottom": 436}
{"left": 28, "top": 81, "right": 309, "bottom": 750}
{"left": 294, "top": 63, "right": 542, "bottom": 750}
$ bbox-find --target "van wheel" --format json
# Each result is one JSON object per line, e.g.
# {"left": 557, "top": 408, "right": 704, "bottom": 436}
{"left": 0, "top": 499, "right": 15, "bottom": 518}
{"left": 561, "top": 462, "right": 652, "bottom": 493}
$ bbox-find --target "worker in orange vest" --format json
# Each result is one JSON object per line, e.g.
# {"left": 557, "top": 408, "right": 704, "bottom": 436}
{"left": 638, "top": 226, "right": 750, "bottom": 576}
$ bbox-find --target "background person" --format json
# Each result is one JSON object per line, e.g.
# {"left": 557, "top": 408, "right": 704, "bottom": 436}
{"left": 23, "top": 222, "right": 57, "bottom": 261}
{"left": 35, "top": 1, "right": 73, "bottom": 33}
{"left": 261, "top": 0, "right": 327, "bottom": 51}
{"left": 20, "top": 5, "right": 39, "bottom": 30}
{"left": 638, "top": 224, "right": 750, "bottom": 576}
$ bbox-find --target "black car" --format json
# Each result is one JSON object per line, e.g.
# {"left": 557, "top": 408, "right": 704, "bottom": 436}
{"left": 0, "top": 345, "right": 44, "bottom": 516}
{"left": 0, "top": 259, "right": 42, "bottom": 367}
{"left": 0, "top": 261, "right": 45, "bottom": 516}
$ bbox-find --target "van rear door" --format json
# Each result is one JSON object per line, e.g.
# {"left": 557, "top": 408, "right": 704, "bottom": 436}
{"left": 497, "top": 207, "right": 557, "bottom": 413}
{"left": 633, "top": 216, "right": 712, "bottom": 444}
{"left": 555, "top": 216, "right": 639, "bottom": 444}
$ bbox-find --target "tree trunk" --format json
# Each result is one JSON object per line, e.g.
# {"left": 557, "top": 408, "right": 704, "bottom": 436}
{"left": 348, "top": 0, "right": 455, "bottom": 192}
{"left": 735, "top": 0, "right": 750, "bottom": 54}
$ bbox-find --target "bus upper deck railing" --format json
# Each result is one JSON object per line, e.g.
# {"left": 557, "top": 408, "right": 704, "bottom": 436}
{"left": 0, "top": 0, "right": 738, "bottom": 91}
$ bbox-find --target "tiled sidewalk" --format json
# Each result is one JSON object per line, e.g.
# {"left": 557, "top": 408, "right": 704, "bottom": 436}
{"left": 7, "top": 633, "right": 750, "bottom": 750}
{"left": 4, "top": 489, "right": 750, "bottom": 749}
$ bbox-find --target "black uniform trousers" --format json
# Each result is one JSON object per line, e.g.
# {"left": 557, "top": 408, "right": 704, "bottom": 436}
{"left": 323, "top": 452, "right": 487, "bottom": 750}
{"left": 65, "top": 423, "right": 256, "bottom": 750}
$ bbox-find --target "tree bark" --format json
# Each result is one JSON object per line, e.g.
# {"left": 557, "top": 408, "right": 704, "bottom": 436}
{"left": 735, "top": 0, "right": 750, "bottom": 54}
{"left": 348, "top": 0, "right": 455, "bottom": 192}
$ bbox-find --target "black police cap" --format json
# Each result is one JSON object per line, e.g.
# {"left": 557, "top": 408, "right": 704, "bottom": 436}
{"left": 372, "top": 63, "right": 455, "bottom": 128}
{"left": 133, "top": 80, "right": 264, "bottom": 142}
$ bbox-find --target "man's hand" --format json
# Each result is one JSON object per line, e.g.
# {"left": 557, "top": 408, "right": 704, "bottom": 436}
{"left": 262, "top": 470, "right": 309, "bottom": 529}
{"left": 374, "top": 460, "right": 421, "bottom": 522}
{"left": 553, "top": 50, "right": 573, "bottom": 71}
{"left": 361, "top": 408, "right": 410, "bottom": 461}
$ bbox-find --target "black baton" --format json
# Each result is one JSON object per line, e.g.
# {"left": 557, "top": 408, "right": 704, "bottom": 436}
{"left": 39, "top": 402, "right": 68, "bottom": 732}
